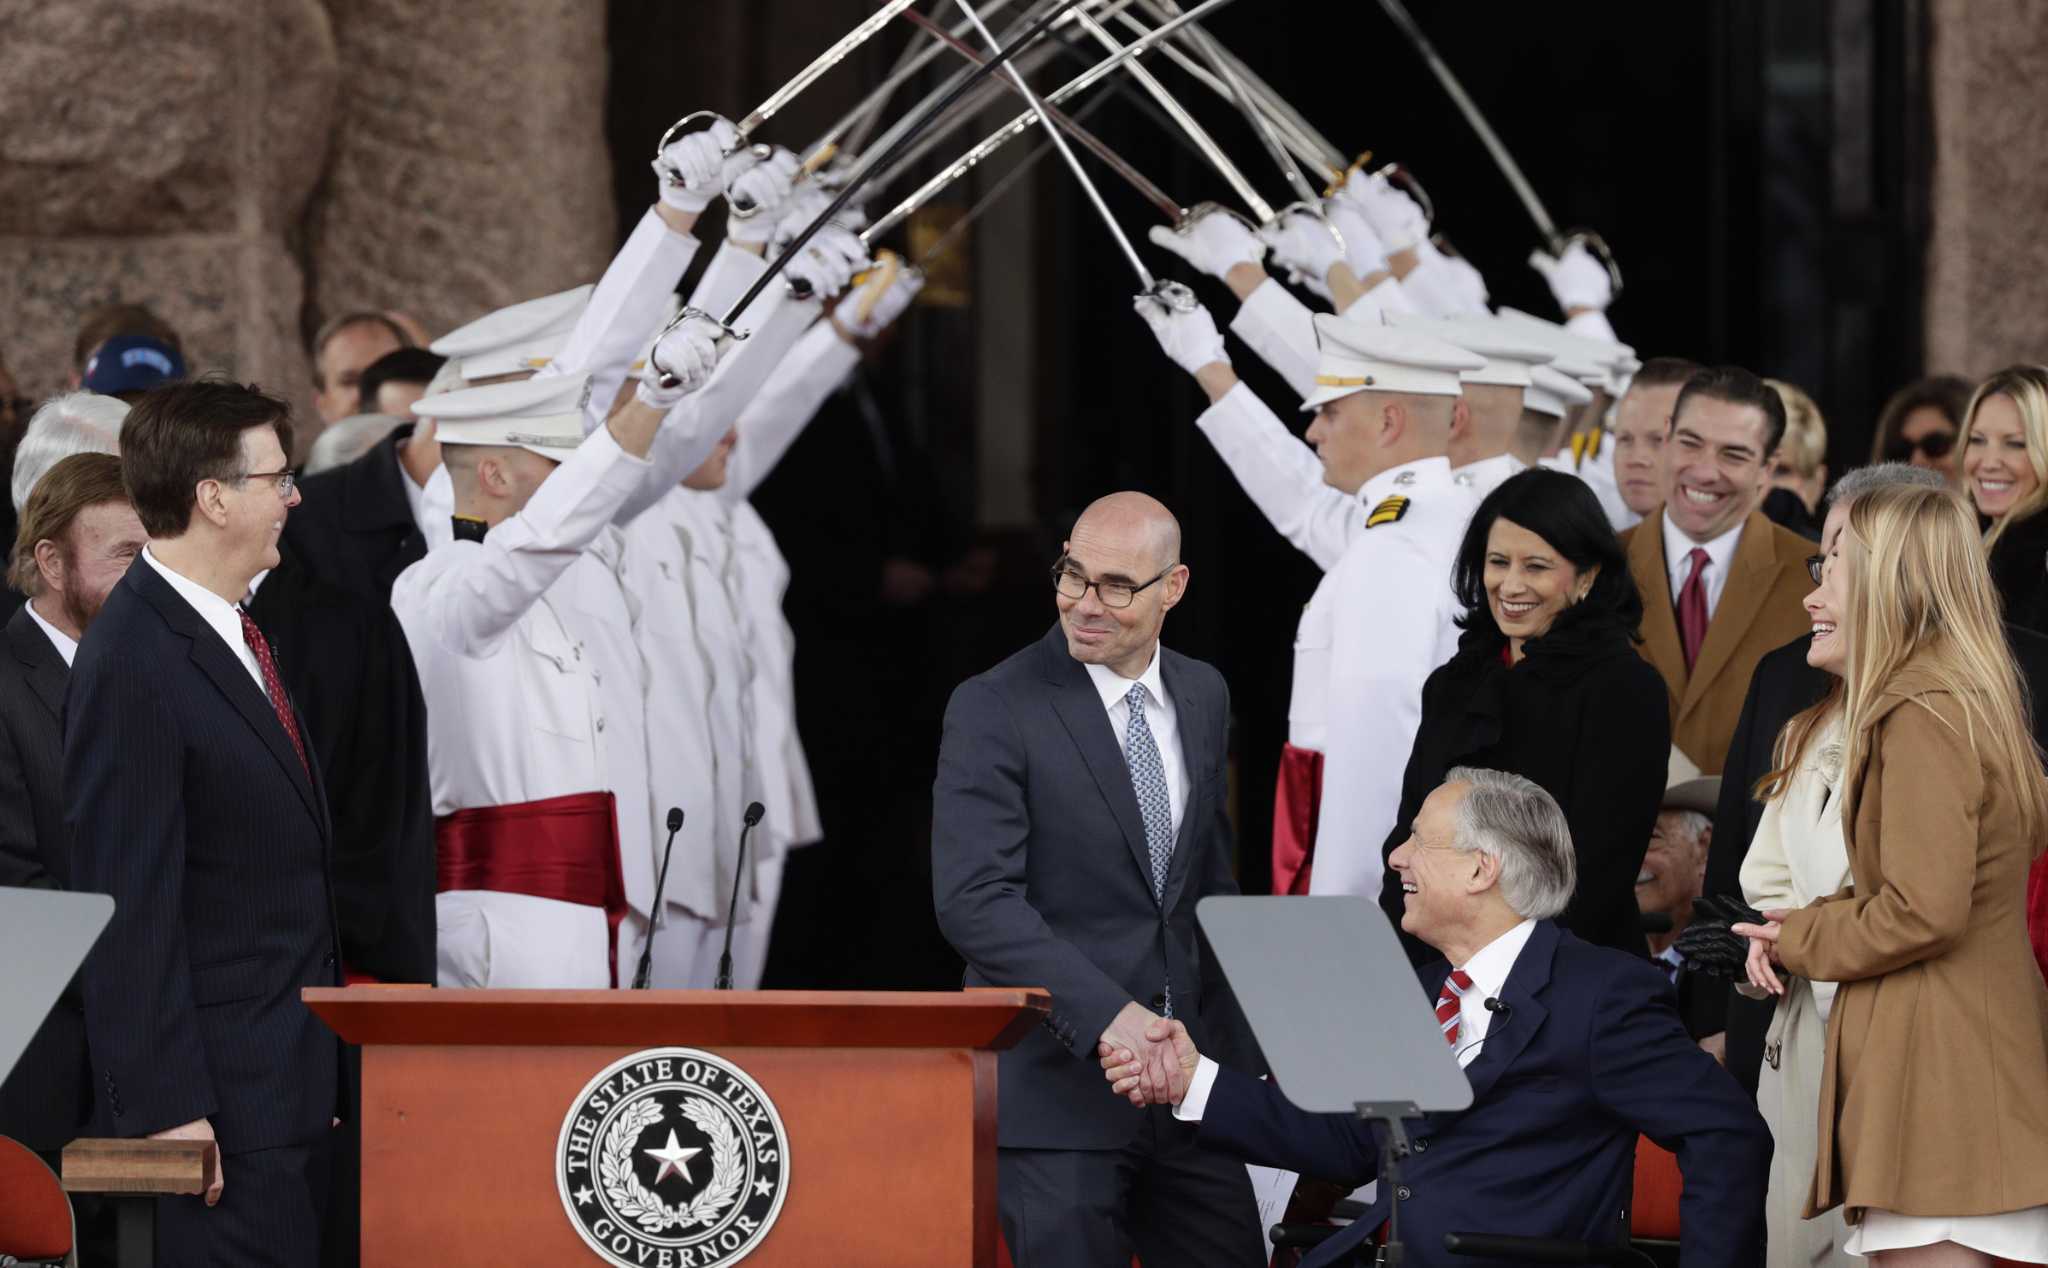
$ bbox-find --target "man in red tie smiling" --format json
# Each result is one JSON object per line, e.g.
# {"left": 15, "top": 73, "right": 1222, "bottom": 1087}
{"left": 1100, "top": 769, "right": 1771, "bottom": 1268}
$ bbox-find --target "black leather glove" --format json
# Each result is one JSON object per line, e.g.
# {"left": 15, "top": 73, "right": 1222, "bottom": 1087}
{"left": 1672, "top": 894, "right": 1768, "bottom": 980}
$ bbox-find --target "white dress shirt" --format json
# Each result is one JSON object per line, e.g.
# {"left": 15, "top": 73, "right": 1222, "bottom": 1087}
{"left": 141, "top": 546, "right": 266, "bottom": 696}
{"left": 24, "top": 599, "right": 77, "bottom": 668}
{"left": 1176, "top": 918, "right": 1538, "bottom": 1120}
{"left": 1660, "top": 510, "right": 1744, "bottom": 621}
{"left": 1084, "top": 646, "right": 1189, "bottom": 838}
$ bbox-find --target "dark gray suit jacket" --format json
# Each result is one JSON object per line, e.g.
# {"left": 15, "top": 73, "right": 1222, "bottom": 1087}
{"left": 932, "top": 624, "right": 1260, "bottom": 1149}
{"left": 0, "top": 605, "right": 90, "bottom": 1150}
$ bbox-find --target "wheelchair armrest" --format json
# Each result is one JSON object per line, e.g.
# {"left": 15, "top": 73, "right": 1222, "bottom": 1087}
{"left": 1443, "top": 1232, "right": 1654, "bottom": 1265}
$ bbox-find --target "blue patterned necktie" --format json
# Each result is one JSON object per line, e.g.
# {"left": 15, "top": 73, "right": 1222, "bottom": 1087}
{"left": 1123, "top": 683, "right": 1174, "bottom": 900}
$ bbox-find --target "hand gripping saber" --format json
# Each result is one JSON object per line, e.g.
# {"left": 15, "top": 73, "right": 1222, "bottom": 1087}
{"left": 1375, "top": 0, "right": 1621, "bottom": 294}
{"left": 651, "top": 0, "right": 1095, "bottom": 388}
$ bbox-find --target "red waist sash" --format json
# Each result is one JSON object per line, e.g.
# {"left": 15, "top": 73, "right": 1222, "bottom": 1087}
{"left": 1270, "top": 742, "right": 1324, "bottom": 897}
{"left": 436, "top": 790, "right": 627, "bottom": 986}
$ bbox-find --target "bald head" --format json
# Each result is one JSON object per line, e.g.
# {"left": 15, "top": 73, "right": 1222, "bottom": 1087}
{"left": 1071, "top": 491, "right": 1181, "bottom": 573}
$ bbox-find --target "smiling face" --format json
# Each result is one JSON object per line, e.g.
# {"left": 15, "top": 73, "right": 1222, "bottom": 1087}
{"left": 1387, "top": 782, "right": 1493, "bottom": 949}
{"left": 1054, "top": 497, "right": 1187, "bottom": 679}
{"left": 1483, "top": 516, "right": 1590, "bottom": 655}
{"left": 1635, "top": 809, "right": 1709, "bottom": 929}
{"left": 1663, "top": 394, "right": 1773, "bottom": 543}
{"left": 219, "top": 425, "right": 301, "bottom": 574}
{"left": 1962, "top": 392, "right": 2039, "bottom": 519}
{"left": 1611, "top": 381, "right": 1680, "bottom": 515}
{"left": 1806, "top": 499, "right": 1855, "bottom": 676}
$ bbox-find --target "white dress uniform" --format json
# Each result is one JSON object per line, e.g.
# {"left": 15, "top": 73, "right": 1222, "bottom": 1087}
{"left": 392, "top": 376, "right": 708, "bottom": 988}
{"left": 1494, "top": 306, "right": 1641, "bottom": 530}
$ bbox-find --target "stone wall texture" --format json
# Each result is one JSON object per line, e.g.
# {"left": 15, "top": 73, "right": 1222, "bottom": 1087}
{"left": 1924, "top": 0, "right": 2048, "bottom": 377}
{"left": 0, "top": 0, "right": 613, "bottom": 427}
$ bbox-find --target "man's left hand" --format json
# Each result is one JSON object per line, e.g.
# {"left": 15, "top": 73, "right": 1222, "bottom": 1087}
{"left": 1098, "top": 1017, "right": 1200, "bottom": 1107}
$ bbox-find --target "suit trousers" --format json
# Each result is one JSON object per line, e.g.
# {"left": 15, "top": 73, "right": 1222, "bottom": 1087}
{"left": 155, "top": 1135, "right": 332, "bottom": 1268}
{"left": 998, "top": 1103, "right": 1265, "bottom": 1268}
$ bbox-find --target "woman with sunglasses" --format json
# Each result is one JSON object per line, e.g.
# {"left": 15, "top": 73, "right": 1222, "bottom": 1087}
{"left": 1868, "top": 374, "right": 1971, "bottom": 476}
{"left": 1959, "top": 365, "right": 2048, "bottom": 634}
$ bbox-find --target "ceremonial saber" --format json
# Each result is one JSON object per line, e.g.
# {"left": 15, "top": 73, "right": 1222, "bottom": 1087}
{"left": 1125, "top": 0, "right": 1344, "bottom": 176}
{"left": 1375, "top": 0, "right": 1622, "bottom": 293}
{"left": 951, "top": 0, "right": 1164, "bottom": 291}
{"left": 1144, "top": 0, "right": 1322, "bottom": 212}
{"left": 652, "top": 0, "right": 1097, "bottom": 386}
{"left": 808, "top": 0, "right": 1031, "bottom": 170}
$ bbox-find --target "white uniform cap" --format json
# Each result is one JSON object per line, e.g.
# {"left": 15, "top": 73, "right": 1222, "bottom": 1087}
{"left": 1385, "top": 313, "right": 1555, "bottom": 390}
{"left": 1300, "top": 313, "right": 1488, "bottom": 412}
{"left": 1524, "top": 364, "right": 1595, "bottom": 419}
{"left": 430, "top": 285, "right": 594, "bottom": 381}
{"left": 411, "top": 373, "right": 592, "bottom": 462}
{"left": 1493, "top": 305, "right": 1635, "bottom": 390}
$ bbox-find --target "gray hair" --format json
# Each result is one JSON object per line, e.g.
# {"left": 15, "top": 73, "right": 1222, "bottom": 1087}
{"left": 1443, "top": 766, "right": 1577, "bottom": 919}
{"left": 306, "top": 414, "right": 404, "bottom": 475}
{"left": 1661, "top": 808, "right": 1711, "bottom": 849}
{"left": 1825, "top": 461, "right": 1945, "bottom": 510}
{"left": 11, "top": 391, "right": 129, "bottom": 513}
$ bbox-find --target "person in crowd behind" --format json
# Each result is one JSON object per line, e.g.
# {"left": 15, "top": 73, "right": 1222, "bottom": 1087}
{"left": 1736, "top": 483, "right": 2048, "bottom": 1265}
{"left": 68, "top": 302, "right": 184, "bottom": 390}
{"left": 66, "top": 378, "right": 344, "bottom": 1263}
{"left": 1606, "top": 356, "right": 1702, "bottom": 526}
{"left": 1621, "top": 366, "right": 1814, "bottom": 775}
{"left": 355, "top": 346, "right": 444, "bottom": 419}
{"left": 1105, "top": 769, "right": 1771, "bottom": 1268}
{"left": 3, "top": 391, "right": 130, "bottom": 616}
{"left": 1760, "top": 378, "right": 1826, "bottom": 539}
{"left": 1638, "top": 765, "right": 1726, "bottom": 1051}
{"left": 0, "top": 454, "right": 146, "bottom": 1261}
{"left": 932, "top": 492, "right": 1267, "bottom": 1267}
{"left": 1958, "top": 364, "right": 2048, "bottom": 634}
{"left": 80, "top": 334, "right": 188, "bottom": 404}
{"left": 309, "top": 310, "right": 410, "bottom": 428}
{"left": 1376, "top": 468, "right": 1669, "bottom": 963}
{"left": 304, "top": 414, "right": 405, "bottom": 476}
{"left": 1869, "top": 372, "right": 1973, "bottom": 478}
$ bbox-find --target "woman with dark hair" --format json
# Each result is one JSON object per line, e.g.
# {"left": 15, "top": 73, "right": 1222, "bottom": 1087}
{"left": 1377, "top": 468, "right": 1671, "bottom": 961}
{"left": 1868, "top": 374, "right": 1972, "bottom": 477}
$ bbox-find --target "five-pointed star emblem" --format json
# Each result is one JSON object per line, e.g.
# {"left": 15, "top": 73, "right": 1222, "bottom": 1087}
{"left": 574, "top": 1184, "right": 596, "bottom": 1206}
{"left": 643, "top": 1129, "right": 702, "bottom": 1186}
{"left": 753, "top": 1177, "right": 774, "bottom": 1199}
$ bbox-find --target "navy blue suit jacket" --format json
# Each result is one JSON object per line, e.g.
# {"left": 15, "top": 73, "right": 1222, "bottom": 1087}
{"left": 64, "top": 557, "right": 342, "bottom": 1152}
{"left": 932, "top": 624, "right": 1261, "bottom": 1148}
{"left": 1198, "top": 921, "right": 1770, "bottom": 1267}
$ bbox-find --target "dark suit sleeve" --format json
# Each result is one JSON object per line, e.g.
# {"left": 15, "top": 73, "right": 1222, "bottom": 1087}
{"left": 0, "top": 717, "right": 56, "bottom": 890}
{"left": 931, "top": 678, "right": 1132, "bottom": 1057}
{"left": 1197, "top": 1064, "right": 1381, "bottom": 1187}
{"left": 1558, "top": 659, "right": 1669, "bottom": 948}
{"left": 1705, "top": 665, "right": 1771, "bottom": 900}
{"left": 66, "top": 650, "right": 218, "bottom": 1136}
{"left": 1587, "top": 964, "right": 1771, "bottom": 1263}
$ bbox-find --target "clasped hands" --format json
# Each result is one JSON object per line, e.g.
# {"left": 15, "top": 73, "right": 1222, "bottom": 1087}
{"left": 1096, "top": 1001, "right": 1200, "bottom": 1108}
{"left": 1730, "top": 908, "right": 1793, "bottom": 997}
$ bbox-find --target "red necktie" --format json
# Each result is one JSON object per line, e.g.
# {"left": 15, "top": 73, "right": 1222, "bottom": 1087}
{"left": 1436, "top": 969, "right": 1473, "bottom": 1048}
{"left": 237, "top": 608, "right": 311, "bottom": 779}
{"left": 1677, "top": 547, "right": 1711, "bottom": 673}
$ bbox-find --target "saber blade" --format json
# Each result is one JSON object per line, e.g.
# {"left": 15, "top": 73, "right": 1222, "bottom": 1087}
{"left": 1144, "top": 0, "right": 1321, "bottom": 208}
{"left": 743, "top": 0, "right": 926, "bottom": 140}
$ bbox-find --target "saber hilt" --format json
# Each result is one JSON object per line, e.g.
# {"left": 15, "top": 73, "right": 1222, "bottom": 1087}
{"left": 648, "top": 309, "right": 751, "bottom": 394}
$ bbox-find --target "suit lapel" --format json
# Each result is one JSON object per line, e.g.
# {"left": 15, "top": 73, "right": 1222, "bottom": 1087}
{"left": 6, "top": 607, "right": 69, "bottom": 722}
{"left": 1159, "top": 651, "right": 1207, "bottom": 913}
{"left": 129, "top": 562, "right": 326, "bottom": 831}
{"left": 1039, "top": 627, "right": 1157, "bottom": 899}
{"left": 1681, "top": 512, "right": 1776, "bottom": 720}
{"left": 1458, "top": 921, "right": 1556, "bottom": 1106}
{"left": 1628, "top": 518, "right": 1687, "bottom": 708}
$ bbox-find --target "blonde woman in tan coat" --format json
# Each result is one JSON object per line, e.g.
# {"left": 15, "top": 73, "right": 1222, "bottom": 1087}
{"left": 1736, "top": 482, "right": 2048, "bottom": 1265}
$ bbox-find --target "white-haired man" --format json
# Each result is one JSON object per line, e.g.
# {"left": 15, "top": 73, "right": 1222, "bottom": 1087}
{"left": 9, "top": 391, "right": 129, "bottom": 515}
{"left": 1103, "top": 768, "right": 1771, "bottom": 1267}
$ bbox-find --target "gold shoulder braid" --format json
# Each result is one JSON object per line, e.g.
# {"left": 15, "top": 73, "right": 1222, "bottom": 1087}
{"left": 1366, "top": 495, "right": 1411, "bottom": 528}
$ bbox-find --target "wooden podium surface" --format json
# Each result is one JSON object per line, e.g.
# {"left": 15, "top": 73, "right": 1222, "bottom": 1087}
{"left": 306, "top": 988, "right": 1048, "bottom": 1267}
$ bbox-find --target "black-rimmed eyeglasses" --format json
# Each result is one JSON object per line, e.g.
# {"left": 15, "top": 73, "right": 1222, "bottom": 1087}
{"left": 1051, "top": 558, "right": 1175, "bottom": 609}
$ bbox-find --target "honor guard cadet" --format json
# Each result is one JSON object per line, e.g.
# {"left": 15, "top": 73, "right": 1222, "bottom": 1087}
{"left": 391, "top": 322, "right": 727, "bottom": 990}
{"left": 1497, "top": 306, "right": 1642, "bottom": 528}
{"left": 1136, "top": 298, "right": 1482, "bottom": 899}
{"left": 1521, "top": 363, "right": 1595, "bottom": 470}
{"left": 1387, "top": 313, "right": 1558, "bottom": 503}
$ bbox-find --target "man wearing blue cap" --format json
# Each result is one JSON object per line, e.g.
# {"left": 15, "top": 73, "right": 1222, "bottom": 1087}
{"left": 79, "top": 333, "right": 187, "bottom": 403}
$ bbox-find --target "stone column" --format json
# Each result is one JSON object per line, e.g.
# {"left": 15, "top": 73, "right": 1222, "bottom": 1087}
{"left": 1924, "top": 0, "right": 2048, "bottom": 377}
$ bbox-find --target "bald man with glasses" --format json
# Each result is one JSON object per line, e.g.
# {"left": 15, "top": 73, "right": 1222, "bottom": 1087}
{"left": 933, "top": 491, "right": 1267, "bottom": 1267}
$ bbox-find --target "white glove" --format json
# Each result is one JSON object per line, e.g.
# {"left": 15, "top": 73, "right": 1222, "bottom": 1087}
{"left": 1145, "top": 209, "right": 1265, "bottom": 281}
{"left": 838, "top": 261, "right": 923, "bottom": 340}
{"left": 1340, "top": 168, "right": 1429, "bottom": 253}
{"left": 1322, "top": 197, "right": 1388, "bottom": 278}
{"left": 1257, "top": 210, "right": 1345, "bottom": 299}
{"left": 1439, "top": 248, "right": 1491, "bottom": 314}
{"left": 1400, "top": 239, "right": 1486, "bottom": 318}
{"left": 771, "top": 185, "right": 867, "bottom": 258}
{"left": 1529, "top": 239, "right": 1612, "bottom": 313}
{"left": 723, "top": 147, "right": 802, "bottom": 245}
{"left": 638, "top": 315, "right": 724, "bottom": 407}
{"left": 653, "top": 118, "right": 738, "bottom": 213}
{"left": 784, "top": 222, "right": 869, "bottom": 299}
{"left": 1133, "top": 295, "right": 1229, "bottom": 377}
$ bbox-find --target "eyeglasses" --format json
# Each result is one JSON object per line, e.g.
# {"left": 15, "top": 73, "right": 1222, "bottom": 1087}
{"left": 1805, "top": 554, "right": 1825, "bottom": 585}
{"left": 235, "top": 468, "right": 297, "bottom": 498}
{"left": 1884, "top": 432, "right": 1954, "bottom": 462}
{"left": 1051, "top": 558, "right": 1175, "bottom": 610}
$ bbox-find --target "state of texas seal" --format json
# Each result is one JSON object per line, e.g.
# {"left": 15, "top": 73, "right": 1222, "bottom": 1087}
{"left": 557, "top": 1047, "right": 790, "bottom": 1267}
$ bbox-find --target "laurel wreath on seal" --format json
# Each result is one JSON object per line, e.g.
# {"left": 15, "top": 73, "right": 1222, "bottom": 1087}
{"left": 598, "top": 1096, "right": 746, "bottom": 1233}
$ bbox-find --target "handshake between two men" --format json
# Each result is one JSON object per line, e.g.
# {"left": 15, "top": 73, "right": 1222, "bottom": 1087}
{"left": 1098, "top": 1010, "right": 1196, "bottom": 1108}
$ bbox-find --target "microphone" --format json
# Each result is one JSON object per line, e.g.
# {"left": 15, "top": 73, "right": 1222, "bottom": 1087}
{"left": 631, "top": 807, "right": 686, "bottom": 990}
{"left": 714, "top": 802, "right": 767, "bottom": 991}
{"left": 1483, "top": 996, "right": 1512, "bottom": 1018}
{"left": 1451, "top": 998, "right": 1513, "bottom": 1065}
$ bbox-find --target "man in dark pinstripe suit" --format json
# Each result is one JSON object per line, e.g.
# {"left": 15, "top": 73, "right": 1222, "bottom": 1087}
{"left": 66, "top": 378, "right": 343, "bottom": 1266}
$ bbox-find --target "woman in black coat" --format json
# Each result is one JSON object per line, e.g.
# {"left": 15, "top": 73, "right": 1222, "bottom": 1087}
{"left": 1377, "top": 468, "right": 1671, "bottom": 962}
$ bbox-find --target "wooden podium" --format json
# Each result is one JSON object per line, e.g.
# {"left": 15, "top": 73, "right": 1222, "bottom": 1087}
{"left": 304, "top": 987, "right": 1048, "bottom": 1266}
